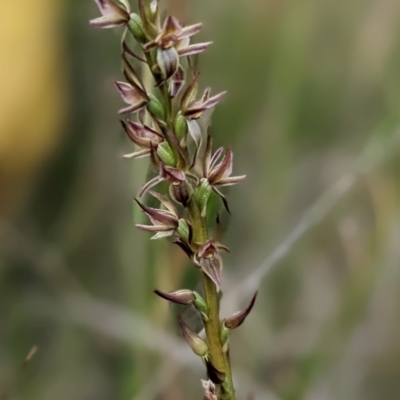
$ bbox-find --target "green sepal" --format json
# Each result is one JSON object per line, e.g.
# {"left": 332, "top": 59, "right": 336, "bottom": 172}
{"left": 193, "top": 291, "right": 209, "bottom": 321}
{"left": 220, "top": 321, "right": 230, "bottom": 346}
{"left": 193, "top": 178, "right": 212, "bottom": 217}
{"left": 147, "top": 94, "right": 165, "bottom": 121}
{"left": 174, "top": 112, "right": 188, "bottom": 146}
{"left": 177, "top": 219, "right": 190, "bottom": 241}
{"left": 127, "top": 13, "right": 147, "bottom": 43}
{"left": 157, "top": 142, "right": 177, "bottom": 167}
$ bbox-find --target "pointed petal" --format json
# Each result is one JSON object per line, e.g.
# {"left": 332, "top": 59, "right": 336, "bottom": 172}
{"left": 149, "top": 190, "right": 179, "bottom": 217}
{"left": 115, "top": 81, "right": 147, "bottom": 106}
{"left": 209, "top": 147, "right": 224, "bottom": 170}
{"left": 139, "top": 176, "right": 163, "bottom": 197}
{"left": 212, "top": 187, "right": 231, "bottom": 214}
{"left": 151, "top": 230, "right": 175, "bottom": 240}
{"left": 203, "top": 91, "right": 227, "bottom": 109}
{"left": 208, "top": 149, "right": 232, "bottom": 184}
{"left": 203, "top": 135, "right": 213, "bottom": 177}
{"left": 135, "top": 224, "right": 172, "bottom": 232}
{"left": 224, "top": 291, "right": 258, "bottom": 329}
{"left": 161, "top": 165, "right": 186, "bottom": 183}
{"left": 180, "top": 23, "right": 203, "bottom": 38}
{"left": 200, "top": 255, "right": 223, "bottom": 290}
{"left": 135, "top": 199, "right": 178, "bottom": 226}
{"left": 89, "top": 17, "right": 123, "bottom": 28}
{"left": 122, "top": 41, "right": 147, "bottom": 63}
{"left": 123, "top": 149, "right": 150, "bottom": 159}
{"left": 177, "top": 42, "right": 212, "bottom": 57}
{"left": 181, "top": 72, "right": 199, "bottom": 109}
{"left": 216, "top": 175, "right": 247, "bottom": 186}
{"left": 154, "top": 289, "right": 195, "bottom": 305}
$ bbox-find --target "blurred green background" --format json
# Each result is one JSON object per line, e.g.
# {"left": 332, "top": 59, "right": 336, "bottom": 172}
{"left": 1, "top": 0, "right": 400, "bottom": 399}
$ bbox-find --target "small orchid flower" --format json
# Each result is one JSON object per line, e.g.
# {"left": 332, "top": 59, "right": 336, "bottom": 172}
{"left": 90, "top": 0, "right": 130, "bottom": 29}
{"left": 135, "top": 191, "right": 180, "bottom": 239}
{"left": 202, "top": 136, "right": 246, "bottom": 212}
{"left": 120, "top": 120, "right": 164, "bottom": 159}
{"left": 143, "top": 16, "right": 212, "bottom": 80}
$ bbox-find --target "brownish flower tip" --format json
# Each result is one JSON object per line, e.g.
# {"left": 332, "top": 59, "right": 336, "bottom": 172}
{"left": 224, "top": 291, "right": 258, "bottom": 330}
{"left": 135, "top": 193, "right": 179, "bottom": 239}
{"left": 154, "top": 289, "right": 195, "bottom": 305}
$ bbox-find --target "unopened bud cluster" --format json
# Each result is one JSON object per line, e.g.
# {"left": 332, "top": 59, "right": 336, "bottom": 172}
{"left": 91, "top": 1, "right": 257, "bottom": 398}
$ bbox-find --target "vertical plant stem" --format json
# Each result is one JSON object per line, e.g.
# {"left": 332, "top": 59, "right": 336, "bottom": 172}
{"left": 188, "top": 198, "right": 236, "bottom": 400}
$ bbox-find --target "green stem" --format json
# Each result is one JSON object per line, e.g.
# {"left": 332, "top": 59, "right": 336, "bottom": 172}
{"left": 188, "top": 199, "right": 236, "bottom": 400}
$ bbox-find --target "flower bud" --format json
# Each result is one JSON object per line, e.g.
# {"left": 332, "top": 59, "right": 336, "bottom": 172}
{"left": 127, "top": 13, "right": 147, "bottom": 43}
{"left": 146, "top": 94, "right": 165, "bottom": 121}
{"left": 194, "top": 178, "right": 212, "bottom": 217}
{"left": 157, "top": 47, "right": 179, "bottom": 80}
{"left": 174, "top": 112, "right": 188, "bottom": 145}
{"left": 154, "top": 289, "right": 195, "bottom": 305}
{"left": 170, "top": 181, "right": 192, "bottom": 207}
{"left": 178, "top": 316, "right": 208, "bottom": 357}
{"left": 224, "top": 291, "right": 258, "bottom": 330}
{"left": 156, "top": 142, "right": 177, "bottom": 167}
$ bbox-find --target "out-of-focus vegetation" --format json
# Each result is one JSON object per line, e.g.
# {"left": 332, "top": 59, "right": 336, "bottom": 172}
{"left": 1, "top": 0, "right": 400, "bottom": 399}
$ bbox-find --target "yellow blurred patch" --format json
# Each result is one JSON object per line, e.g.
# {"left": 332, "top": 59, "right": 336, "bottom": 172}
{"left": 0, "top": 0, "right": 67, "bottom": 215}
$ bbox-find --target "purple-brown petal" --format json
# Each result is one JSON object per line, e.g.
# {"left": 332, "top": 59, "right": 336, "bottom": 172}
{"left": 161, "top": 165, "right": 186, "bottom": 183}
{"left": 224, "top": 291, "right": 258, "bottom": 329}
{"left": 135, "top": 199, "right": 178, "bottom": 227}
{"left": 212, "top": 187, "right": 231, "bottom": 214}
{"left": 148, "top": 190, "right": 179, "bottom": 217}
{"left": 216, "top": 175, "right": 247, "bottom": 187}
{"left": 154, "top": 289, "right": 195, "bottom": 305}
{"left": 203, "top": 135, "right": 213, "bottom": 178}
{"left": 181, "top": 73, "right": 199, "bottom": 109}
{"left": 139, "top": 175, "right": 163, "bottom": 197}
{"left": 179, "top": 22, "right": 203, "bottom": 39}
{"left": 202, "top": 91, "right": 227, "bottom": 109}
{"left": 209, "top": 147, "right": 224, "bottom": 171}
{"left": 169, "top": 66, "right": 185, "bottom": 98}
{"left": 123, "top": 41, "right": 147, "bottom": 63}
{"left": 135, "top": 224, "right": 173, "bottom": 232}
{"left": 177, "top": 42, "right": 212, "bottom": 57}
{"left": 208, "top": 149, "right": 232, "bottom": 184}
{"left": 199, "top": 254, "right": 223, "bottom": 290}
{"left": 198, "top": 240, "right": 219, "bottom": 259}
{"left": 115, "top": 81, "right": 148, "bottom": 112}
